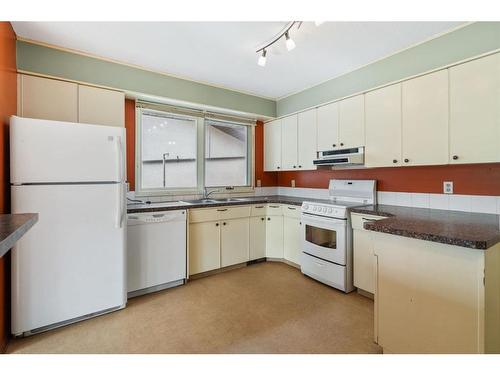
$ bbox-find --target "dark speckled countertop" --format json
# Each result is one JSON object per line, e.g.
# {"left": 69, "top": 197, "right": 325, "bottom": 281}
{"left": 127, "top": 195, "right": 332, "bottom": 214}
{"left": 0, "top": 213, "right": 39, "bottom": 258}
{"left": 350, "top": 205, "right": 500, "bottom": 250}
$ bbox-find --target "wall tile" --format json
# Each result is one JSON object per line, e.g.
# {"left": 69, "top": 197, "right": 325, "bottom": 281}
{"left": 411, "top": 193, "right": 430, "bottom": 208}
{"left": 470, "top": 195, "right": 497, "bottom": 214}
{"left": 429, "top": 194, "right": 449, "bottom": 210}
{"left": 377, "top": 191, "right": 396, "bottom": 205}
{"left": 449, "top": 195, "right": 472, "bottom": 212}
{"left": 497, "top": 197, "right": 500, "bottom": 214}
{"left": 396, "top": 192, "right": 412, "bottom": 206}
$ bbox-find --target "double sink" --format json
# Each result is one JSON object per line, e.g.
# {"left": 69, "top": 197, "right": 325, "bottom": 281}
{"left": 180, "top": 197, "right": 258, "bottom": 205}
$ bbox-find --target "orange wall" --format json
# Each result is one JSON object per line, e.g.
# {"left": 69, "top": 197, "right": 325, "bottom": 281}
{"left": 0, "top": 21, "right": 16, "bottom": 353}
{"left": 125, "top": 99, "right": 136, "bottom": 191}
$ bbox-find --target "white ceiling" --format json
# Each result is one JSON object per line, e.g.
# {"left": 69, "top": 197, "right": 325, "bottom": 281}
{"left": 12, "top": 22, "right": 464, "bottom": 99}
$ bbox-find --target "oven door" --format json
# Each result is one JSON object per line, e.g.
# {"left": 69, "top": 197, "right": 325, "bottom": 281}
{"left": 301, "top": 213, "right": 347, "bottom": 265}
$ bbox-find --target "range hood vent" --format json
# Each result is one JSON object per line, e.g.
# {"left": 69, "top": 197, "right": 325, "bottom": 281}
{"left": 313, "top": 147, "right": 365, "bottom": 166}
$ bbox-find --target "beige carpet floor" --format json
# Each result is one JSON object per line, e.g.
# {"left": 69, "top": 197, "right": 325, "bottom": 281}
{"left": 7, "top": 262, "right": 381, "bottom": 354}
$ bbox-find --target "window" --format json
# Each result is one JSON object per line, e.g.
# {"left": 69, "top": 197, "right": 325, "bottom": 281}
{"left": 139, "top": 110, "right": 198, "bottom": 191}
{"left": 136, "top": 105, "right": 253, "bottom": 196}
{"left": 205, "top": 120, "right": 250, "bottom": 187}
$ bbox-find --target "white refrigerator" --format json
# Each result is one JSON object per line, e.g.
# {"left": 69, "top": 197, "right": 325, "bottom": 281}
{"left": 10, "top": 116, "right": 127, "bottom": 336}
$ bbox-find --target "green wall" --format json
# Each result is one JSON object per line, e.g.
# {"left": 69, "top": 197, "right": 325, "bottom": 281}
{"left": 16, "top": 40, "right": 276, "bottom": 118}
{"left": 277, "top": 22, "right": 500, "bottom": 116}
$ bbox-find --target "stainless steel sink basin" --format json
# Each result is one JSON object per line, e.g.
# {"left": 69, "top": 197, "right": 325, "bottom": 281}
{"left": 211, "top": 198, "right": 242, "bottom": 203}
{"left": 180, "top": 199, "right": 218, "bottom": 204}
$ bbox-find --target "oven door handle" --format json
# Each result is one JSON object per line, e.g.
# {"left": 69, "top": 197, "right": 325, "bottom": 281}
{"left": 301, "top": 214, "right": 347, "bottom": 229}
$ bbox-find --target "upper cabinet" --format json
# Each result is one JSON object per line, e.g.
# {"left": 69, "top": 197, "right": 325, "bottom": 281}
{"left": 402, "top": 70, "right": 449, "bottom": 166}
{"left": 18, "top": 74, "right": 125, "bottom": 127}
{"left": 317, "top": 102, "right": 339, "bottom": 151}
{"left": 78, "top": 85, "right": 125, "bottom": 127}
{"left": 281, "top": 115, "right": 298, "bottom": 170}
{"left": 264, "top": 119, "right": 282, "bottom": 171}
{"left": 297, "top": 109, "right": 317, "bottom": 170}
{"left": 19, "top": 75, "right": 78, "bottom": 122}
{"left": 449, "top": 53, "right": 500, "bottom": 164}
{"left": 338, "top": 94, "right": 365, "bottom": 149}
{"left": 365, "top": 83, "right": 402, "bottom": 168}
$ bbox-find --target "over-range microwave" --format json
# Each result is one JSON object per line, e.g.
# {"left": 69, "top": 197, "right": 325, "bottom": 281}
{"left": 313, "top": 146, "right": 365, "bottom": 166}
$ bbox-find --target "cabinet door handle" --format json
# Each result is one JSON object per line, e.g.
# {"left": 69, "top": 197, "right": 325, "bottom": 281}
{"left": 215, "top": 223, "right": 219, "bottom": 227}
{"left": 261, "top": 217, "right": 265, "bottom": 221}
{"left": 340, "top": 143, "right": 344, "bottom": 146}
{"left": 267, "top": 217, "right": 271, "bottom": 221}
{"left": 332, "top": 144, "right": 336, "bottom": 148}
{"left": 293, "top": 165, "right": 296, "bottom": 168}
{"left": 287, "top": 207, "right": 296, "bottom": 210}
{"left": 452, "top": 155, "right": 458, "bottom": 160}
{"left": 277, "top": 166, "right": 280, "bottom": 169}
{"left": 298, "top": 165, "right": 302, "bottom": 168}
{"left": 255, "top": 205, "right": 264, "bottom": 208}
{"left": 217, "top": 208, "right": 228, "bottom": 212}
{"left": 404, "top": 158, "right": 409, "bottom": 163}
{"left": 223, "top": 222, "right": 227, "bottom": 226}
{"left": 269, "top": 205, "right": 279, "bottom": 208}
{"left": 392, "top": 159, "right": 398, "bottom": 164}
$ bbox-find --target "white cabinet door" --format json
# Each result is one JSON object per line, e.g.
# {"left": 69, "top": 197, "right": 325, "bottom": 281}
{"left": 264, "top": 119, "right": 282, "bottom": 171}
{"left": 365, "top": 84, "right": 402, "bottom": 168}
{"left": 339, "top": 94, "right": 365, "bottom": 148}
{"left": 20, "top": 75, "right": 78, "bottom": 122}
{"left": 353, "top": 229, "right": 375, "bottom": 293}
{"left": 221, "top": 217, "right": 250, "bottom": 267}
{"left": 297, "top": 109, "right": 317, "bottom": 170}
{"left": 249, "top": 216, "right": 266, "bottom": 260}
{"left": 78, "top": 85, "right": 125, "bottom": 127}
{"left": 189, "top": 221, "right": 220, "bottom": 275}
{"left": 283, "top": 216, "right": 302, "bottom": 265}
{"left": 281, "top": 115, "right": 298, "bottom": 170}
{"left": 402, "top": 70, "right": 449, "bottom": 166}
{"left": 317, "top": 102, "right": 339, "bottom": 151}
{"left": 449, "top": 53, "right": 500, "bottom": 164}
{"left": 266, "top": 215, "right": 283, "bottom": 258}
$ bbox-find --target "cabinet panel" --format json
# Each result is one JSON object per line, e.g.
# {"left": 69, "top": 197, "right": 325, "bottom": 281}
{"left": 264, "top": 119, "right": 282, "bottom": 171}
{"left": 317, "top": 102, "right": 339, "bottom": 151}
{"left": 281, "top": 115, "right": 298, "bottom": 170}
{"left": 339, "top": 94, "right": 365, "bottom": 148}
{"left": 449, "top": 53, "right": 500, "bottom": 164}
{"left": 283, "top": 216, "right": 302, "bottom": 265}
{"left": 365, "top": 84, "right": 402, "bottom": 168}
{"left": 353, "top": 229, "right": 375, "bottom": 293}
{"left": 78, "top": 85, "right": 125, "bottom": 127}
{"left": 297, "top": 109, "right": 317, "bottom": 170}
{"left": 221, "top": 218, "right": 249, "bottom": 267}
{"left": 249, "top": 216, "right": 266, "bottom": 260}
{"left": 402, "top": 70, "right": 449, "bottom": 166}
{"left": 21, "top": 75, "right": 78, "bottom": 122}
{"left": 266, "top": 215, "right": 283, "bottom": 258}
{"left": 189, "top": 221, "right": 220, "bottom": 275}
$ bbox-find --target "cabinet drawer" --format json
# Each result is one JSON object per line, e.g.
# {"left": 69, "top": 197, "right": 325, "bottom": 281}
{"left": 189, "top": 208, "right": 221, "bottom": 223}
{"left": 266, "top": 204, "right": 282, "bottom": 216}
{"left": 351, "top": 213, "right": 385, "bottom": 230}
{"left": 251, "top": 204, "right": 267, "bottom": 217}
{"left": 282, "top": 205, "right": 301, "bottom": 219}
{"left": 218, "top": 206, "right": 251, "bottom": 220}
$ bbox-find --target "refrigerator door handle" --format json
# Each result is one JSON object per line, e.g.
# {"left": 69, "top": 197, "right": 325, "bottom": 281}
{"left": 120, "top": 184, "right": 125, "bottom": 228}
{"left": 116, "top": 184, "right": 125, "bottom": 228}
{"left": 115, "top": 136, "right": 123, "bottom": 182}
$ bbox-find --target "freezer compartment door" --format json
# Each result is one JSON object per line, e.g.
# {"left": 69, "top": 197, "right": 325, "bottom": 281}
{"left": 10, "top": 116, "right": 125, "bottom": 184}
{"left": 11, "top": 183, "right": 126, "bottom": 335}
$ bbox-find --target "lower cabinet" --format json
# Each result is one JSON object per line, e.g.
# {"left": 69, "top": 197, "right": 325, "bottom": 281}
{"left": 283, "top": 205, "right": 302, "bottom": 265}
{"left": 373, "top": 232, "right": 500, "bottom": 354}
{"left": 189, "top": 221, "right": 221, "bottom": 275}
{"left": 221, "top": 217, "right": 250, "bottom": 267}
{"left": 351, "top": 213, "right": 385, "bottom": 294}
{"left": 265, "top": 215, "right": 284, "bottom": 258}
{"left": 249, "top": 216, "right": 266, "bottom": 260}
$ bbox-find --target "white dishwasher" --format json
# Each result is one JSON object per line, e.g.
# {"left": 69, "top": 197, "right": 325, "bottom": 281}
{"left": 127, "top": 210, "right": 187, "bottom": 298}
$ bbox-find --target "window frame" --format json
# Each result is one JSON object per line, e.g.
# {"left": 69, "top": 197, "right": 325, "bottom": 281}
{"left": 135, "top": 105, "right": 254, "bottom": 197}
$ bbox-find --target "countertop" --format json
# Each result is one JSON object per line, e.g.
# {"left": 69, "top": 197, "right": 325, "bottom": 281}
{"left": 350, "top": 205, "right": 500, "bottom": 250}
{"left": 0, "top": 213, "right": 39, "bottom": 258}
{"left": 127, "top": 195, "right": 332, "bottom": 214}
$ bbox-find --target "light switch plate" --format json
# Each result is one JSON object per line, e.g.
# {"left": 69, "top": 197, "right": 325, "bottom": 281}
{"left": 256, "top": 179, "right": 261, "bottom": 187}
{"left": 291, "top": 179, "right": 296, "bottom": 188}
{"left": 443, "top": 181, "right": 453, "bottom": 194}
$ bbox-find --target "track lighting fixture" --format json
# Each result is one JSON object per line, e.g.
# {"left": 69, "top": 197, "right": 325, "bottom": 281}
{"left": 285, "top": 32, "right": 296, "bottom": 51}
{"left": 255, "top": 21, "right": 301, "bottom": 67}
{"left": 257, "top": 49, "right": 267, "bottom": 67}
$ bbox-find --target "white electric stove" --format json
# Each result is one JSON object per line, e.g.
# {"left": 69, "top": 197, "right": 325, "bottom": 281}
{"left": 300, "top": 179, "right": 377, "bottom": 292}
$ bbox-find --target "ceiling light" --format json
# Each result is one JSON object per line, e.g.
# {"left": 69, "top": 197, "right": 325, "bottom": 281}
{"left": 285, "top": 32, "right": 296, "bottom": 51}
{"left": 257, "top": 49, "right": 267, "bottom": 67}
{"left": 314, "top": 21, "right": 325, "bottom": 26}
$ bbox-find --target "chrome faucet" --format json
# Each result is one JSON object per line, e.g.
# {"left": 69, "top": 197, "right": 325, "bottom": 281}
{"left": 203, "top": 187, "right": 220, "bottom": 199}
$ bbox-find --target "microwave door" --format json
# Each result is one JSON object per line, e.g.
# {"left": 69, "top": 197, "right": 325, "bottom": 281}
{"left": 301, "top": 215, "right": 347, "bottom": 265}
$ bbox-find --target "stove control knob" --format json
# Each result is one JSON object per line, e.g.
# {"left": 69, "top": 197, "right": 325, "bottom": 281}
{"left": 322, "top": 207, "right": 327, "bottom": 213}
{"left": 328, "top": 207, "right": 333, "bottom": 213}
{"left": 303, "top": 204, "right": 309, "bottom": 210}
{"left": 312, "top": 206, "right": 317, "bottom": 212}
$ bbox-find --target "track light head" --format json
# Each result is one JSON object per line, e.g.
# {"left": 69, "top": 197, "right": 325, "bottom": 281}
{"left": 285, "top": 32, "right": 296, "bottom": 51}
{"left": 257, "top": 49, "right": 267, "bottom": 67}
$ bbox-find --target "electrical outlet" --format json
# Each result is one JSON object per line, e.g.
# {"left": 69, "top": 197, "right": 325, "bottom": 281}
{"left": 291, "top": 179, "right": 296, "bottom": 188}
{"left": 443, "top": 181, "right": 453, "bottom": 194}
{"left": 256, "top": 179, "right": 261, "bottom": 187}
